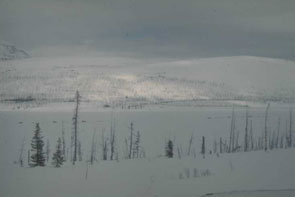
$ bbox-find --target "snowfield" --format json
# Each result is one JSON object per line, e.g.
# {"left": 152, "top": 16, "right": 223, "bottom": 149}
{"left": 1, "top": 56, "right": 295, "bottom": 197}
{"left": 0, "top": 56, "right": 294, "bottom": 110}
{"left": 1, "top": 144, "right": 295, "bottom": 197}
{"left": 0, "top": 106, "right": 295, "bottom": 197}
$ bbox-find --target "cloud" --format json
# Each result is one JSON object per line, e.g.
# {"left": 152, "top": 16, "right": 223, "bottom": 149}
{"left": 1, "top": 0, "right": 295, "bottom": 59}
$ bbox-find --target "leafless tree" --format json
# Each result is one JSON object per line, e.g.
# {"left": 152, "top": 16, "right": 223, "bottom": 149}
{"left": 264, "top": 103, "right": 270, "bottom": 151}
{"left": 78, "top": 140, "right": 83, "bottom": 161}
{"left": 187, "top": 133, "right": 194, "bottom": 156}
{"left": 109, "top": 117, "right": 116, "bottom": 161}
{"left": 289, "top": 107, "right": 293, "bottom": 148}
{"left": 101, "top": 128, "right": 108, "bottom": 161}
{"left": 18, "top": 137, "right": 25, "bottom": 167}
{"left": 89, "top": 129, "right": 97, "bottom": 165}
{"left": 244, "top": 107, "right": 249, "bottom": 152}
{"left": 219, "top": 137, "right": 223, "bottom": 153}
{"left": 229, "top": 106, "right": 236, "bottom": 153}
{"left": 128, "top": 122, "right": 134, "bottom": 159}
{"left": 250, "top": 119, "right": 255, "bottom": 151}
{"left": 72, "top": 90, "right": 81, "bottom": 165}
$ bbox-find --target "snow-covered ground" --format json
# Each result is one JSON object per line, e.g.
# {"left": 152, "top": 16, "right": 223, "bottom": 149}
{"left": 201, "top": 189, "right": 295, "bottom": 197}
{"left": 0, "top": 56, "right": 294, "bottom": 110}
{"left": 1, "top": 137, "right": 295, "bottom": 197}
{"left": 0, "top": 106, "right": 295, "bottom": 197}
{"left": 1, "top": 56, "right": 295, "bottom": 196}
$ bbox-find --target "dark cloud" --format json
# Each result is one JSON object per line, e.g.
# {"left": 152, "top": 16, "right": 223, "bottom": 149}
{"left": 1, "top": 0, "right": 295, "bottom": 59}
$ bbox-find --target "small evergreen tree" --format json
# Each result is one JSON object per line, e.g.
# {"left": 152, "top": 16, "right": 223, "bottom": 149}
{"left": 166, "top": 140, "right": 173, "bottom": 158}
{"left": 30, "top": 123, "right": 46, "bottom": 167}
{"left": 52, "top": 137, "right": 64, "bottom": 168}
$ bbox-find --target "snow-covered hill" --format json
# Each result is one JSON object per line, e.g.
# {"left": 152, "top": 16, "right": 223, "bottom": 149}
{"left": 0, "top": 42, "right": 30, "bottom": 61}
{"left": 0, "top": 56, "right": 294, "bottom": 110}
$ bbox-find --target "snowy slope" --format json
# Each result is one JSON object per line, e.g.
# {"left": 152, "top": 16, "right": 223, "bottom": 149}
{"left": 0, "top": 56, "right": 294, "bottom": 110}
{"left": 0, "top": 42, "right": 30, "bottom": 61}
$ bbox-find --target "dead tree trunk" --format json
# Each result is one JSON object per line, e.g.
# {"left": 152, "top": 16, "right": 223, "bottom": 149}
{"left": 264, "top": 103, "right": 270, "bottom": 152}
{"left": 128, "top": 122, "right": 134, "bottom": 159}
{"left": 289, "top": 108, "right": 293, "bottom": 148}
{"left": 72, "top": 90, "right": 80, "bottom": 165}
{"left": 219, "top": 137, "right": 223, "bottom": 154}
{"left": 18, "top": 137, "right": 25, "bottom": 167}
{"left": 250, "top": 119, "right": 254, "bottom": 151}
{"left": 110, "top": 117, "right": 116, "bottom": 161}
{"left": 90, "top": 129, "right": 97, "bottom": 165}
{"left": 187, "top": 133, "right": 194, "bottom": 156}
{"left": 101, "top": 129, "right": 108, "bottom": 160}
{"left": 229, "top": 106, "right": 236, "bottom": 153}
{"left": 244, "top": 108, "right": 249, "bottom": 152}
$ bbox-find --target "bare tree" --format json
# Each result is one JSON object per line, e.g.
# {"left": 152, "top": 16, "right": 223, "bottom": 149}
{"left": 244, "top": 107, "right": 249, "bottom": 152}
{"left": 89, "top": 129, "right": 97, "bottom": 165}
{"left": 128, "top": 122, "right": 134, "bottom": 159}
{"left": 249, "top": 119, "right": 254, "bottom": 151}
{"left": 27, "top": 150, "right": 30, "bottom": 166}
{"left": 177, "top": 145, "right": 183, "bottom": 159}
{"left": 229, "top": 106, "right": 236, "bottom": 153}
{"left": 101, "top": 129, "right": 108, "bottom": 161}
{"left": 18, "top": 137, "right": 25, "bottom": 167}
{"left": 264, "top": 103, "right": 270, "bottom": 151}
{"left": 187, "top": 133, "right": 194, "bottom": 156}
{"left": 235, "top": 130, "right": 240, "bottom": 152}
{"left": 46, "top": 139, "right": 50, "bottom": 163}
{"left": 72, "top": 90, "right": 81, "bottom": 165}
{"left": 213, "top": 139, "right": 217, "bottom": 154}
{"left": 219, "top": 137, "right": 223, "bottom": 154}
{"left": 289, "top": 107, "right": 293, "bottom": 148}
{"left": 78, "top": 140, "right": 82, "bottom": 161}
{"left": 276, "top": 117, "right": 281, "bottom": 149}
{"left": 109, "top": 117, "right": 116, "bottom": 161}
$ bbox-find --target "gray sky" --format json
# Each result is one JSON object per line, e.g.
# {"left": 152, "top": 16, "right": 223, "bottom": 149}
{"left": 1, "top": 0, "right": 295, "bottom": 59}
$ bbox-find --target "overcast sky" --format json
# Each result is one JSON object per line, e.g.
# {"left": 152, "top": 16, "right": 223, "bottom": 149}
{"left": 1, "top": 0, "right": 295, "bottom": 59}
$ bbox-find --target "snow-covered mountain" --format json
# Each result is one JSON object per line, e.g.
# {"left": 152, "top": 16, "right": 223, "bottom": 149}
{"left": 0, "top": 56, "right": 294, "bottom": 109}
{"left": 0, "top": 42, "right": 30, "bottom": 61}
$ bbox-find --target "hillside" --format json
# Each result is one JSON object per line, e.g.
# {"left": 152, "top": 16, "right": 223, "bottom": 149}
{"left": 0, "top": 56, "right": 294, "bottom": 110}
{"left": 0, "top": 42, "right": 30, "bottom": 61}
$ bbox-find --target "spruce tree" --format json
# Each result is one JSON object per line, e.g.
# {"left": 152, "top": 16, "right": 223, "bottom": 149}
{"left": 30, "top": 123, "right": 46, "bottom": 167}
{"left": 166, "top": 140, "right": 173, "bottom": 158}
{"left": 52, "top": 137, "right": 64, "bottom": 168}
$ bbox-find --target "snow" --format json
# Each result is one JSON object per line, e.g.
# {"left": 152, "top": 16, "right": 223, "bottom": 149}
{"left": 1, "top": 147, "right": 295, "bottom": 197}
{"left": 0, "top": 106, "right": 295, "bottom": 197}
{"left": 201, "top": 190, "right": 295, "bottom": 197}
{"left": 1, "top": 56, "right": 295, "bottom": 196}
{"left": 0, "top": 56, "right": 294, "bottom": 111}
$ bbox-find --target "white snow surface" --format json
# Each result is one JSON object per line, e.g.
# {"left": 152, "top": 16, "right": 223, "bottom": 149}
{"left": 1, "top": 146, "right": 295, "bottom": 197}
{"left": 0, "top": 56, "right": 294, "bottom": 110}
{"left": 0, "top": 107, "right": 295, "bottom": 197}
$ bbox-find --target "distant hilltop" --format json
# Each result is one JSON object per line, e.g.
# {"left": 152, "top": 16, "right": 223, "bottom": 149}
{"left": 0, "top": 42, "right": 30, "bottom": 61}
